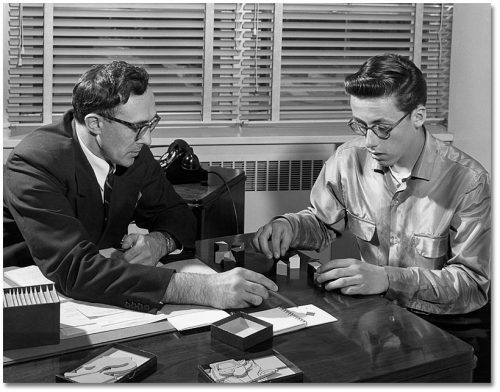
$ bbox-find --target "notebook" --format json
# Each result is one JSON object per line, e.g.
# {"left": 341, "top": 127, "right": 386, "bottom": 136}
{"left": 250, "top": 304, "right": 337, "bottom": 336}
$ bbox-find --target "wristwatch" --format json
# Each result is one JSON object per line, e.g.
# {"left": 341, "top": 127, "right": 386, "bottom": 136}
{"left": 162, "top": 232, "right": 177, "bottom": 255}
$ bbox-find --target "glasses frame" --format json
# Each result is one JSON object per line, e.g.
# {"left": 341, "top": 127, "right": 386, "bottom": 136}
{"left": 348, "top": 112, "right": 409, "bottom": 140}
{"left": 100, "top": 113, "right": 161, "bottom": 141}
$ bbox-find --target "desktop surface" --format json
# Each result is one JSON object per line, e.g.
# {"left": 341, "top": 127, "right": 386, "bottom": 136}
{"left": 3, "top": 233, "right": 474, "bottom": 383}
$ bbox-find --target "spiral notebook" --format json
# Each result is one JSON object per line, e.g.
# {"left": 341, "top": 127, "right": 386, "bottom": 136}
{"left": 250, "top": 304, "right": 337, "bottom": 336}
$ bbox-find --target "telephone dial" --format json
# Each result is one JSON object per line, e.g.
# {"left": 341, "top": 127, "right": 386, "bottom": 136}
{"left": 159, "top": 139, "right": 208, "bottom": 184}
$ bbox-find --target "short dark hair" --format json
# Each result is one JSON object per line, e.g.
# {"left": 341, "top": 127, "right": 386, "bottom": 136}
{"left": 72, "top": 61, "right": 149, "bottom": 123}
{"left": 344, "top": 53, "right": 427, "bottom": 114}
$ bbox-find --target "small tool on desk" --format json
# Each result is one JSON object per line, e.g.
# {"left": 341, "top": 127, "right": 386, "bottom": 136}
{"left": 267, "top": 289, "right": 297, "bottom": 308}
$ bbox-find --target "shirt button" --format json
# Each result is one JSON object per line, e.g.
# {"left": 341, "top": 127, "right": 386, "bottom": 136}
{"left": 390, "top": 236, "right": 400, "bottom": 245}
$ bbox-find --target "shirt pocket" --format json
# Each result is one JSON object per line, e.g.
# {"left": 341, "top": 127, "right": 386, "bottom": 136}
{"left": 412, "top": 234, "right": 448, "bottom": 259}
{"left": 347, "top": 211, "right": 376, "bottom": 242}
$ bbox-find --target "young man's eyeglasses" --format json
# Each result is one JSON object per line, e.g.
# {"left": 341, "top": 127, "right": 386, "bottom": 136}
{"left": 347, "top": 112, "right": 409, "bottom": 140}
{"left": 101, "top": 113, "right": 161, "bottom": 141}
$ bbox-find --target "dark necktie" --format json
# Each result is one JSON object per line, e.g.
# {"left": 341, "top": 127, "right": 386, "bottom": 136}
{"left": 103, "top": 166, "right": 115, "bottom": 220}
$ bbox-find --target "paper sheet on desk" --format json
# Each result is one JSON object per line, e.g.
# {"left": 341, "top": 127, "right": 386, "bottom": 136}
{"left": 3, "top": 265, "right": 169, "bottom": 339}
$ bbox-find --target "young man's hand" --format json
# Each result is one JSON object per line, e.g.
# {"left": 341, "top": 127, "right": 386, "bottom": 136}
{"left": 317, "top": 258, "right": 389, "bottom": 295}
{"left": 252, "top": 218, "right": 293, "bottom": 259}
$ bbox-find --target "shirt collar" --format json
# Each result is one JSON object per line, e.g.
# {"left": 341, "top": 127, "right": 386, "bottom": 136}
{"left": 75, "top": 122, "right": 112, "bottom": 192}
{"left": 372, "top": 126, "right": 436, "bottom": 181}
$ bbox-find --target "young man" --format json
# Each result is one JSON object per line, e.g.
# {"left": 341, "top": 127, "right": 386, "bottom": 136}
{"left": 253, "top": 54, "right": 490, "bottom": 315}
{"left": 4, "top": 61, "right": 277, "bottom": 312}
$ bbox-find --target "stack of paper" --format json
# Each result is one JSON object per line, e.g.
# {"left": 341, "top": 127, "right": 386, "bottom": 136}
{"left": 4, "top": 266, "right": 169, "bottom": 339}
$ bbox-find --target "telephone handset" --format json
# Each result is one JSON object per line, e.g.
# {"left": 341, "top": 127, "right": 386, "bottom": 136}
{"left": 159, "top": 139, "right": 208, "bottom": 184}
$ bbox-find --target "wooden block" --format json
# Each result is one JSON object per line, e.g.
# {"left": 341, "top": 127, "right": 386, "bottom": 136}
{"left": 276, "top": 260, "right": 288, "bottom": 276}
{"left": 214, "top": 241, "right": 229, "bottom": 252}
{"left": 214, "top": 251, "right": 226, "bottom": 264}
{"left": 223, "top": 251, "right": 235, "bottom": 262}
{"left": 289, "top": 254, "right": 300, "bottom": 269}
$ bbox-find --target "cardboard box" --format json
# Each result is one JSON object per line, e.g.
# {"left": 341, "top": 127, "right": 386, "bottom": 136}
{"left": 56, "top": 344, "right": 157, "bottom": 383}
{"left": 198, "top": 349, "right": 303, "bottom": 383}
{"left": 3, "top": 284, "right": 60, "bottom": 350}
{"left": 211, "top": 312, "right": 273, "bottom": 351}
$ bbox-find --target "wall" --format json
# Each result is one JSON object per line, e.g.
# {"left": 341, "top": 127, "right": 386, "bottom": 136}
{"left": 448, "top": 4, "right": 492, "bottom": 174}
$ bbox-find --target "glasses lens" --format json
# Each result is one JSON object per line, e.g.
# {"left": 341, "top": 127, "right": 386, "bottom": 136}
{"left": 348, "top": 120, "right": 367, "bottom": 136}
{"left": 371, "top": 124, "right": 392, "bottom": 139}
{"left": 136, "top": 115, "right": 160, "bottom": 140}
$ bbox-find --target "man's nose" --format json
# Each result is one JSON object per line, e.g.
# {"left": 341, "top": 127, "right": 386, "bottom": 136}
{"left": 364, "top": 128, "right": 378, "bottom": 149}
{"left": 138, "top": 129, "right": 152, "bottom": 146}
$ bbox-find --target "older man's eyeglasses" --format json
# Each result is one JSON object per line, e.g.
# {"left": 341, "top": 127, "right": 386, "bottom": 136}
{"left": 347, "top": 112, "right": 409, "bottom": 140}
{"left": 101, "top": 113, "right": 161, "bottom": 141}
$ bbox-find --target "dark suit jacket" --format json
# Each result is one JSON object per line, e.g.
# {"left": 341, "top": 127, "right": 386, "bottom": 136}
{"left": 3, "top": 110, "right": 196, "bottom": 313}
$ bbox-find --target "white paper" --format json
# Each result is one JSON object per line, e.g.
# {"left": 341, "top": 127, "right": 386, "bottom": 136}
{"left": 160, "top": 258, "right": 216, "bottom": 275}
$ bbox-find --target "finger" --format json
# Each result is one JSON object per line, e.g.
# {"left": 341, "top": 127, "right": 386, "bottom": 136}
{"left": 121, "top": 234, "right": 137, "bottom": 250}
{"left": 242, "top": 292, "right": 265, "bottom": 307}
{"left": 270, "top": 225, "right": 289, "bottom": 260}
{"left": 122, "top": 245, "right": 144, "bottom": 263}
{"left": 318, "top": 258, "right": 356, "bottom": 273}
{"left": 241, "top": 268, "right": 278, "bottom": 292}
{"left": 317, "top": 266, "right": 352, "bottom": 283}
{"left": 245, "top": 281, "right": 271, "bottom": 301}
{"left": 324, "top": 275, "right": 360, "bottom": 291}
{"left": 257, "top": 226, "right": 273, "bottom": 259}
{"left": 340, "top": 284, "right": 363, "bottom": 295}
{"left": 251, "top": 228, "right": 264, "bottom": 251}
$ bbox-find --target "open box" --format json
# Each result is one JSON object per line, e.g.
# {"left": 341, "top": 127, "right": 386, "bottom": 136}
{"left": 198, "top": 349, "right": 303, "bottom": 383}
{"left": 211, "top": 312, "right": 273, "bottom": 351}
{"left": 56, "top": 344, "right": 157, "bottom": 383}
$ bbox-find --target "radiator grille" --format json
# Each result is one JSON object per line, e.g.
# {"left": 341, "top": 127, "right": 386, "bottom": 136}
{"left": 203, "top": 160, "right": 324, "bottom": 192}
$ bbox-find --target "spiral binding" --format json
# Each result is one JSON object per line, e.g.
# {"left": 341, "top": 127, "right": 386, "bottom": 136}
{"left": 277, "top": 307, "right": 307, "bottom": 325}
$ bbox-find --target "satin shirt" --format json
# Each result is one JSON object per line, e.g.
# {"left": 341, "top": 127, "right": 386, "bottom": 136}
{"left": 282, "top": 129, "right": 491, "bottom": 314}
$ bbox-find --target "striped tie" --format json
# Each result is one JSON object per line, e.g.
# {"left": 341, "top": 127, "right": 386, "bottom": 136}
{"left": 103, "top": 166, "right": 115, "bottom": 220}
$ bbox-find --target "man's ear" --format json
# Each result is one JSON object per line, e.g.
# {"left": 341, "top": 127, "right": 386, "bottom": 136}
{"left": 84, "top": 114, "right": 102, "bottom": 135}
{"left": 411, "top": 105, "right": 426, "bottom": 128}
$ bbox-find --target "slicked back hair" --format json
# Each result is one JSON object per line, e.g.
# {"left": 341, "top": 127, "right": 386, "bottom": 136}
{"left": 72, "top": 61, "right": 149, "bottom": 123}
{"left": 344, "top": 53, "right": 427, "bottom": 114}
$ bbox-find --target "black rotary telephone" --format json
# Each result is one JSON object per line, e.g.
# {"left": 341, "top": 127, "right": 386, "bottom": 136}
{"left": 159, "top": 139, "right": 208, "bottom": 184}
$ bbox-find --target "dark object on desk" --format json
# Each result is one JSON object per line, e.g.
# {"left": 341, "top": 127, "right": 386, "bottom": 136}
{"left": 173, "top": 165, "right": 245, "bottom": 240}
{"left": 56, "top": 344, "right": 157, "bottom": 383}
{"left": 160, "top": 248, "right": 195, "bottom": 263}
{"left": 159, "top": 139, "right": 208, "bottom": 185}
{"left": 3, "top": 284, "right": 60, "bottom": 350}
{"left": 214, "top": 241, "right": 229, "bottom": 264}
{"left": 211, "top": 312, "right": 273, "bottom": 351}
{"left": 307, "top": 260, "right": 325, "bottom": 291}
{"left": 198, "top": 349, "right": 303, "bottom": 383}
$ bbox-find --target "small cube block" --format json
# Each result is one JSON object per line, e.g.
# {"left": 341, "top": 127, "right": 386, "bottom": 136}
{"left": 289, "top": 254, "right": 300, "bottom": 269}
{"left": 276, "top": 260, "right": 288, "bottom": 276}
{"left": 223, "top": 251, "right": 235, "bottom": 262}
{"left": 214, "top": 251, "right": 226, "bottom": 264}
{"left": 307, "top": 261, "right": 324, "bottom": 290}
{"left": 214, "top": 241, "right": 229, "bottom": 252}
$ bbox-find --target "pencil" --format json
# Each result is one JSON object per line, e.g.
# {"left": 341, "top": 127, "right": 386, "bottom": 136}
{"left": 268, "top": 289, "right": 297, "bottom": 308}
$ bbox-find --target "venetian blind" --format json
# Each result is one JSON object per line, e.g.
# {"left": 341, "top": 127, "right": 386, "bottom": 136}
{"left": 6, "top": 3, "right": 453, "bottom": 129}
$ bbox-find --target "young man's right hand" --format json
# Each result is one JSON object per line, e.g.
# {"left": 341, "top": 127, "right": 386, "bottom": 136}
{"left": 252, "top": 218, "right": 293, "bottom": 259}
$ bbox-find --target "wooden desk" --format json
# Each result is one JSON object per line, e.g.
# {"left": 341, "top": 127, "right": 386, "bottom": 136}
{"left": 173, "top": 165, "right": 245, "bottom": 240}
{"left": 3, "top": 234, "right": 475, "bottom": 383}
